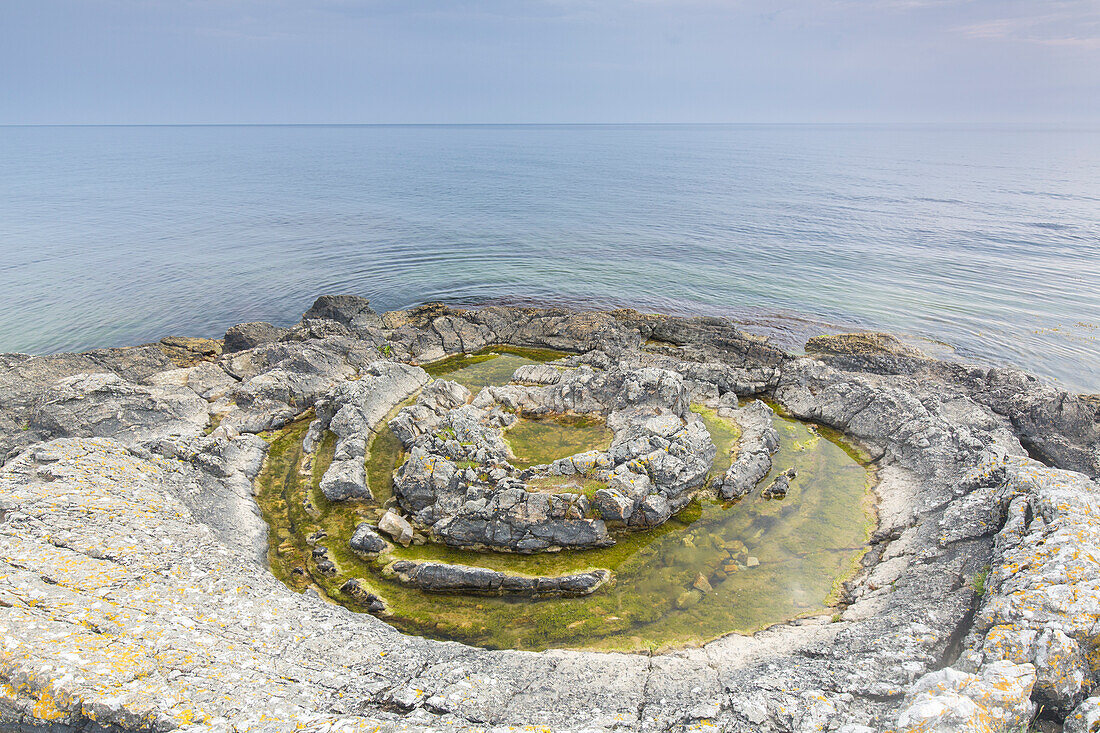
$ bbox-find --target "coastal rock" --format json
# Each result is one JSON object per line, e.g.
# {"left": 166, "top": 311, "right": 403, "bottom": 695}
{"left": 301, "top": 294, "right": 383, "bottom": 331}
{"left": 1065, "top": 697, "right": 1100, "bottom": 733}
{"left": 388, "top": 364, "right": 713, "bottom": 550}
{"left": 2, "top": 299, "right": 1099, "bottom": 733}
{"left": 716, "top": 400, "right": 781, "bottom": 500}
{"left": 349, "top": 522, "right": 390, "bottom": 555}
{"left": 893, "top": 661, "right": 1036, "bottom": 732}
{"left": 806, "top": 331, "right": 926, "bottom": 359}
{"left": 390, "top": 560, "right": 611, "bottom": 597}
{"left": 29, "top": 372, "right": 209, "bottom": 448}
{"left": 379, "top": 510, "right": 414, "bottom": 546}
{"left": 593, "top": 487, "right": 634, "bottom": 523}
{"left": 223, "top": 320, "right": 289, "bottom": 353}
{"left": 319, "top": 456, "right": 369, "bottom": 501}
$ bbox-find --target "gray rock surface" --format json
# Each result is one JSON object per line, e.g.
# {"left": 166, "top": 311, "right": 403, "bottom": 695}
{"left": 349, "top": 522, "right": 390, "bottom": 554}
{"left": 222, "top": 320, "right": 289, "bottom": 353}
{"left": 715, "top": 399, "right": 780, "bottom": 500}
{"left": 388, "top": 364, "right": 714, "bottom": 551}
{"left": 1, "top": 298, "right": 1098, "bottom": 732}
{"left": 389, "top": 560, "right": 611, "bottom": 597}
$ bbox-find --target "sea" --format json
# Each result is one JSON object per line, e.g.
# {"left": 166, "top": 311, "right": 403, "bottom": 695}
{"left": 1, "top": 124, "right": 1097, "bottom": 392}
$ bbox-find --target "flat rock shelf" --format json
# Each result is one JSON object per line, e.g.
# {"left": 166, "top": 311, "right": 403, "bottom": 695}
{"left": 2, "top": 295, "right": 1100, "bottom": 733}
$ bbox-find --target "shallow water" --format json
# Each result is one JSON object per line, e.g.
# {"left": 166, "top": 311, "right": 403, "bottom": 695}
{"left": 504, "top": 415, "right": 612, "bottom": 469}
{"left": 255, "top": 353, "right": 873, "bottom": 651}
{"left": 2, "top": 125, "right": 1098, "bottom": 391}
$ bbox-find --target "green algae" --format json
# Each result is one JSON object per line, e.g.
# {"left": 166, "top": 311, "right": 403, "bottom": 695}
{"left": 690, "top": 404, "right": 741, "bottom": 476}
{"left": 526, "top": 475, "right": 607, "bottom": 498}
{"left": 424, "top": 346, "right": 566, "bottom": 391}
{"left": 254, "top": 356, "right": 876, "bottom": 654}
{"left": 504, "top": 414, "right": 613, "bottom": 469}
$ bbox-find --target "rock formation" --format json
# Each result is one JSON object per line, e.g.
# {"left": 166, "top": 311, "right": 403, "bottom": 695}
{"left": 0, "top": 294, "right": 1098, "bottom": 732}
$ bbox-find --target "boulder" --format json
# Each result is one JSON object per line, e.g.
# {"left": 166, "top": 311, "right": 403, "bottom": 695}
{"left": 223, "top": 321, "right": 289, "bottom": 353}
{"left": 379, "top": 510, "right": 414, "bottom": 547}
{"left": 594, "top": 487, "right": 634, "bottom": 523}
{"left": 301, "top": 294, "right": 382, "bottom": 331}
{"left": 319, "top": 458, "right": 369, "bottom": 502}
{"left": 349, "top": 523, "right": 390, "bottom": 555}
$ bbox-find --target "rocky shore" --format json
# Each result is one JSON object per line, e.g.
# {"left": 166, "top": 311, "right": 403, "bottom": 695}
{"left": 1, "top": 295, "right": 1099, "bottom": 732}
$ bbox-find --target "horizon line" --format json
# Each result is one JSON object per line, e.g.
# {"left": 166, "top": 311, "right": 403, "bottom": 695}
{"left": 2, "top": 121, "right": 1097, "bottom": 128}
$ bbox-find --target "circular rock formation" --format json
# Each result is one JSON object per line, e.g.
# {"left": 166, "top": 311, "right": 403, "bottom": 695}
{"left": 387, "top": 364, "right": 715, "bottom": 552}
{"left": 0, "top": 296, "right": 1098, "bottom": 732}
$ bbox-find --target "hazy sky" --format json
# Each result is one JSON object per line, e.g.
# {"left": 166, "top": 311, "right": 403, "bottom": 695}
{"left": 2, "top": 0, "right": 1098, "bottom": 124}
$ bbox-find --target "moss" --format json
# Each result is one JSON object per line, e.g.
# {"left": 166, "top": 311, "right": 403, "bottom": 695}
{"left": 364, "top": 399, "right": 414, "bottom": 506}
{"left": 254, "top": 347, "right": 877, "bottom": 653}
{"left": 504, "top": 415, "right": 613, "bottom": 469}
{"left": 690, "top": 404, "right": 741, "bottom": 476}
{"left": 526, "top": 475, "right": 607, "bottom": 498}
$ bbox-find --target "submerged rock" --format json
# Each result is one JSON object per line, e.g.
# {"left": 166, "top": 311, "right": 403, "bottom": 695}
{"left": 390, "top": 560, "right": 611, "bottom": 597}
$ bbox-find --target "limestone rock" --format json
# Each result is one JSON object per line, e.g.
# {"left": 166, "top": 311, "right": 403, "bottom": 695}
{"left": 349, "top": 523, "right": 390, "bottom": 555}
{"left": 1065, "top": 696, "right": 1100, "bottom": 733}
{"left": 301, "top": 294, "right": 382, "bottom": 331}
{"left": 319, "top": 457, "right": 369, "bottom": 501}
{"left": 893, "top": 661, "right": 1036, "bottom": 732}
{"left": 223, "top": 321, "right": 289, "bottom": 353}
{"left": 716, "top": 400, "right": 780, "bottom": 500}
{"left": 379, "top": 510, "right": 414, "bottom": 546}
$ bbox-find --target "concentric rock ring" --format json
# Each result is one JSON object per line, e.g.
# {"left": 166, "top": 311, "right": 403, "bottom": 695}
{"left": 387, "top": 364, "right": 716, "bottom": 552}
{"left": 1, "top": 295, "right": 1098, "bottom": 732}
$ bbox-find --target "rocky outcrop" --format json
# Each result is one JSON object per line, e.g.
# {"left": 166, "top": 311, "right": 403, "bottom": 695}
{"left": 388, "top": 560, "right": 612, "bottom": 597}
{"left": 29, "top": 372, "right": 209, "bottom": 448}
{"left": 714, "top": 399, "right": 780, "bottom": 500}
{"left": 311, "top": 361, "right": 429, "bottom": 501}
{"left": 223, "top": 320, "right": 289, "bottom": 353}
{"left": 1, "top": 297, "right": 1098, "bottom": 732}
{"left": 387, "top": 364, "right": 714, "bottom": 551}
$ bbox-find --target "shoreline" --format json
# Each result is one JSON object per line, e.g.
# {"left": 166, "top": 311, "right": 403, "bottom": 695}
{"left": 1, "top": 295, "right": 1099, "bottom": 731}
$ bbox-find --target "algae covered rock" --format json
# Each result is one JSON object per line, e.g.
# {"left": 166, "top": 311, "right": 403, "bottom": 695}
{"left": 349, "top": 522, "right": 390, "bottom": 555}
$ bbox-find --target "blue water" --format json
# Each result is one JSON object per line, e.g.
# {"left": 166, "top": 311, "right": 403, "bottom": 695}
{"left": 1, "top": 124, "right": 1098, "bottom": 392}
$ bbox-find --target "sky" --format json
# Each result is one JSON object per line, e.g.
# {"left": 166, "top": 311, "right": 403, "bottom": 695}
{"left": 1, "top": 0, "right": 1098, "bottom": 124}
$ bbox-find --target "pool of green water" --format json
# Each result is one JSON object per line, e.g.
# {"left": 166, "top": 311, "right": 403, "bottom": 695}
{"left": 255, "top": 351, "right": 875, "bottom": 652}
{"left": 423, "top": 345, "right": 564, "bottom": 392}
{"left": 505, "top": 414, "right": 613, "bottom": 469}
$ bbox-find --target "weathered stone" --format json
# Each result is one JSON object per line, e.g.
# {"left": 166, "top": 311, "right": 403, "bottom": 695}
{"left": 593, "top": 487, "right": 633, "bottom": 523}
{"left": 301, "top": 294, "right": 382, "bottom": 331}
{"left": 379, "top": 510, "right": 414, "bottom": 547}
{"left": 223, "top": 321, "right": 289, "bottom": 353}
{"left": 349, "top": 522, "right": 390, "bottom": 555}
{"left": 893, "top": 661, "right": 1036, "bottom": 732}
{"left": 319, "top": 457, "right": 369, "bottom": 501}
{"left": 2, "top": 298, "right": 1099, "bottom": 733}
{"left": 1065, "top": 696, "right": 1100, "bottom": 733}
{"left": 391, "top": 560, "right": 611, "bottom": 597}
{"left": 716, "top": 400, "right": 780, "bottom": 500}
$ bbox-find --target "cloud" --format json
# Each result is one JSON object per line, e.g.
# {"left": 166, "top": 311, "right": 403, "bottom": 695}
{"left": 953, "top": 2, "right": 1100, "bottom": 48}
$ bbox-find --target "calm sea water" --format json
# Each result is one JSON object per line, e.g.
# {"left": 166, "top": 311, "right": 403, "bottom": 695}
{"left": 1, "top": 124, "right": 1097, "bottom": 391}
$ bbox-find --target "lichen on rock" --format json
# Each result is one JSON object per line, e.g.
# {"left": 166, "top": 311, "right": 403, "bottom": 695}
{"left": 0, "top": 295, "right": 1098, "bottom": 732}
